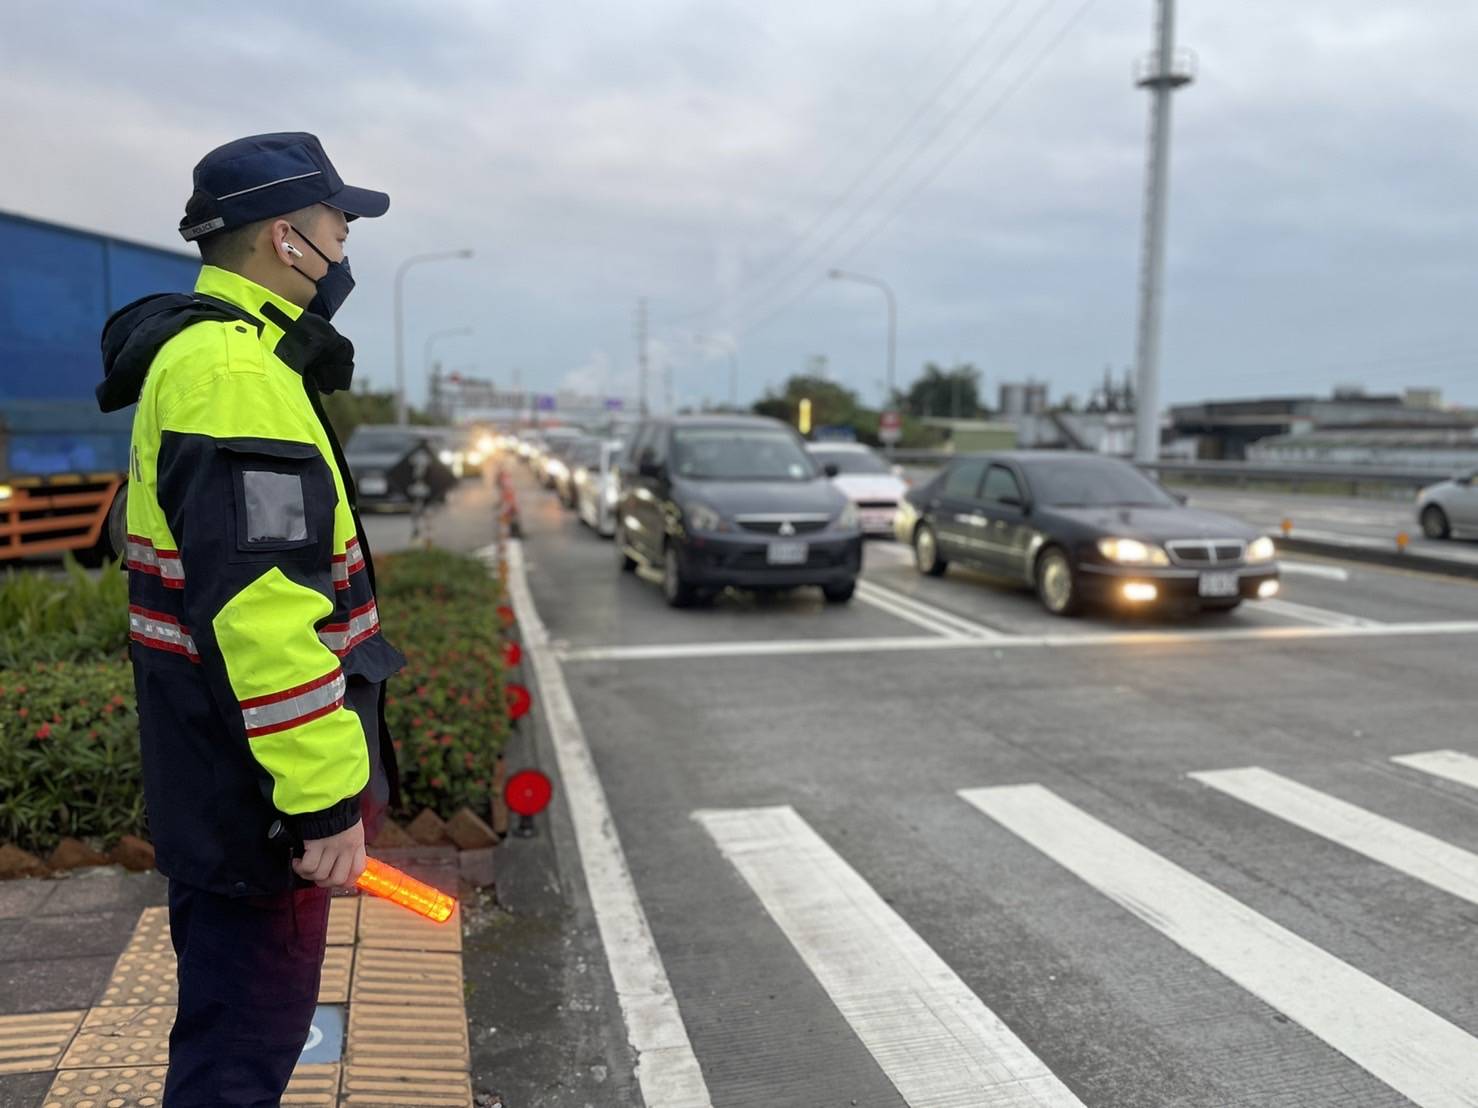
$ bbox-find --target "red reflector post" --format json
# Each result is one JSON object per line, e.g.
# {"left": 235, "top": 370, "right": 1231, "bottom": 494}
{"left": 506, "top": 683, "right": 532, "bottom": 720}
{"left": 506, "top": 769, "right": 553, "bottom": 817}
{"left": 502, "top": 640, "right": 523, "bottom": 668}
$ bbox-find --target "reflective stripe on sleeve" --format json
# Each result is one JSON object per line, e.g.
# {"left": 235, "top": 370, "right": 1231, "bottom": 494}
{"left": 240, "top": 667, "right": 346, "bottom": 738}
{"left": 128, "top": 605, "right": 199, "bottom": 660}
{"left": 318, "top": 599, "right": 380, "bottom": 655}
{"left": 330, "top": 536, "right": 366, "bottom": 590}
{"left": 125, "top": 534, "right": 185, "bottom": 588}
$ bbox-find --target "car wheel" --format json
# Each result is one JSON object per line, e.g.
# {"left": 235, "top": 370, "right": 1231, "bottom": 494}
{"left": 663, "top": 544, "right": 696, "bottom": 608}
{"left": 1036, "top": 547, "right": 1081, "bottom": 617}
{"left": 913, "top": 524, "right": 948, "bottom": 577}
{"left": 615, "top": 521, "right": 638, "bottom": 573}
{"left": 1421, "top": 504, "right": 1451, "bottom": 540}
{"left": 822, "top": 580, "right": 856, "bottom": 604}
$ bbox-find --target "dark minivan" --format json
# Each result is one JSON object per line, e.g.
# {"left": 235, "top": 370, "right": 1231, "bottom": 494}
{"left": 898, "top": 451, "right": 1280, "bottom": 616}
{"left": 614, "top": 415, "right": 863, "bottom": 607}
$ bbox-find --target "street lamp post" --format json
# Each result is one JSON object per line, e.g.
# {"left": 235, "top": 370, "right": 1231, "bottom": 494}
{"left": 394, "top": 250, "right": 474, "bottom": 425}
{"left": 828, "top": 268, "right": 896, "bottom": 405}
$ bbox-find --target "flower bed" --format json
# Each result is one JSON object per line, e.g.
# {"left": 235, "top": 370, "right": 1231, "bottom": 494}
{"left": 0, "top": 549, "right": 509, "bottom": 862}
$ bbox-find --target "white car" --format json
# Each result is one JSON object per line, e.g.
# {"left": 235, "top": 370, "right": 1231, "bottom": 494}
{"left": 574, "top": 439, "right": 626, "bottom": 537}
{"left": 1417, "top": 470, "right": 1478, "bottom": 539}
{"left": 807, "top": 442, "right": 910, "bottom": 537}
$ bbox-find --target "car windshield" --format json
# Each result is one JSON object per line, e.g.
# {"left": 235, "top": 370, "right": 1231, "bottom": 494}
{"left": 346, "top": 428, "right": 424, "bottom": 458}
{"left": 672, "top": 427, "right": 819, "bottom": 481}
{"left": 812, "top": 449, "right": 889, "bottom": 475}
{"left": 1025, "top": 459, "right": 1176, "bottom": 508}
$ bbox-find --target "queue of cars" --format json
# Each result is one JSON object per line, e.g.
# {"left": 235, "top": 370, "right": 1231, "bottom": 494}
{"left": 513, "top": 420, "right": 1285, "bottom": 618}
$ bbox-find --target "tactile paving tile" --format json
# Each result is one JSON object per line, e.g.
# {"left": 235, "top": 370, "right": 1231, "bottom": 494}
{"left": 344, "top": 1003, "right": 469, "bottom": 1071}
{"left": 97, "top": 949, "right": 176, "bottom": 1008}
{"left": 0, "top": 1009, "right": 84, "bottom": 1075}
{"left": 318, "top": 945, "right": 354, "bottom": 1005}
{"left": 350, "top": 948, "right": 464, "bottom": 1008}
{"left": 339, "top": 1064, "right": 474, "bottom": 1106}
{"left": 120, "top": 907, "right": 172, "bottom": 957}
{"left": 356, "top": 896, "right": 461, "bottom": 952}
{"left": 281, "top": 1062, "right": 340, "bottom": 1106}
{"left": 57, "top": 1006, "right": 172, "bottom": 1070}
{"left": 42, "top": 1065, "right": 167, "bottom": 1107}
{"left": 327, "top": 895, "right": 360, "bottom": 946}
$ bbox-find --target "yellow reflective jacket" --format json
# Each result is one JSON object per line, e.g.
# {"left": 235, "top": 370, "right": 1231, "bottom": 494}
{"left": 99, "top": 265, "right": 403, "bottom": 895}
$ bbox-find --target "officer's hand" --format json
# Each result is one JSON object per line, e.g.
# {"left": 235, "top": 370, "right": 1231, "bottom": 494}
{"left": 295, "top": 819, "right": 367, "bottom": 889}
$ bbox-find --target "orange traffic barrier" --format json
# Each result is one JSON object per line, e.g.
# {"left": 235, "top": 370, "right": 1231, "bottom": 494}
{"left": 356, "top": 858, "right": 457, "bottom": 923}
{"left": 1280, "top": 517, "right": 1293, "bottom": 537}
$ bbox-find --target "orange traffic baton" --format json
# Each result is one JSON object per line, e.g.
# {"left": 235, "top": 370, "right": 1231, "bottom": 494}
{"left": 268, "top": 819, "right": 457, "bottom": 924}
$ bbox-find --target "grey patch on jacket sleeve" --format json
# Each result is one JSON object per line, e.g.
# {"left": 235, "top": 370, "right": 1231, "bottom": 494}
{"left": 243, "top": 470, "right": 308, "bottom": 542}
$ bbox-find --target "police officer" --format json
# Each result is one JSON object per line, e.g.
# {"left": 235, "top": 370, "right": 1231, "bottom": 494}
{"left": 98, "top": 133, "right": 404, "bottom": 1104}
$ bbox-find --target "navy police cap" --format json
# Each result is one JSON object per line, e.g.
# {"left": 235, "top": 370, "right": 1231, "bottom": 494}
{"left": 179, "top": 132, "right": 389, "bottom": 242}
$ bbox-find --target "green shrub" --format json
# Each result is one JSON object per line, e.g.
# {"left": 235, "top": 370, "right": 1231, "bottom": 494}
{"left": 377, "top": 549, "right": 509, "bottom": 818}
{"left": 0, "top": 558, "right": 129, "bottom": 667}
{"left": 0, "top": 660, "right": 144, "bottom": 853}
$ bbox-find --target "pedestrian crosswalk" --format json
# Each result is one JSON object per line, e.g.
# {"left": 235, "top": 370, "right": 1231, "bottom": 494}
{"left": 690, "top": 752, "right": 1478, "bottom": 1107}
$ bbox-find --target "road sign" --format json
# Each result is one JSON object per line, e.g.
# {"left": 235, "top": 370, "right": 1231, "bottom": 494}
{"left": 879, "top": 410, "right": 902, "bottom": 445}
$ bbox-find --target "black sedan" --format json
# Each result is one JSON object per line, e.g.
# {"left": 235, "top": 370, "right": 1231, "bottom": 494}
{"left": 614, "top": 414, "right": 863, "bottom": 607}
{"left": 894, "top": 452, "right": 1280, "bottom": 616}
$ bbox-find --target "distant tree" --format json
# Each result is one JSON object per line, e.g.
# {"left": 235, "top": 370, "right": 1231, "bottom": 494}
{"left": 320, "top": 386, "right": 437, "bottom": 442}
{"left": 752, "top": 375, "right": 864, "bottom": 433}
{"left": 900, "top": 363, "right": 982, "bottom": 419}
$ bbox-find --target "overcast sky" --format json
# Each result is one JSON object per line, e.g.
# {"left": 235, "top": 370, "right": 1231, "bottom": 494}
{"left": 6, "top": 0, "right": 1478, "bottom": 412}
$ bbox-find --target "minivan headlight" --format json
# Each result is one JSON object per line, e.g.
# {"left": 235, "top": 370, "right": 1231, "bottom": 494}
{"left": 835, "top": 501, "right": 860, "bottom": 531}
{"left": 1246, "top": 536, "right": 1277, "bottom": 563}
{"left": 686, "top": 502, "right": 727, "bottom": 533}
{"left": 1097, "top": 537, "right": 1169, "bottom": 566}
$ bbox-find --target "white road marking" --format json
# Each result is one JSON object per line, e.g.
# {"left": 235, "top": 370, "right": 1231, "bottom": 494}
{"left": 960, "top": 784, "right": 1478, "bottom": 1107}
{"left": 559, "top": 619, "right": 1478, "bottom": 663}
{"left": 1190, "top": 766, "right": 1478, "bottom": 905}
{"left": 500, "top": 541, "right": 712, "bottom": 1107}
{"left": 1277, "top": 560, "right": 1351, "bottom": 582}
{"left": 853, "top": 582, "right": 969, "bottom": 639}
{"left": 863, "top": 540, "right": 914, "bottom": 566}
{"left": 856, "top": 579, "right": 1005, "bottom": 640}
{"left": 694, "top": 805, "right": 1084, "bottom": 1108}
{"left": 1248, "top": 598, "right": 1381, "bottom": 628}
{"left": 1393, "top": 750, "right": 1478, "bottom": 792}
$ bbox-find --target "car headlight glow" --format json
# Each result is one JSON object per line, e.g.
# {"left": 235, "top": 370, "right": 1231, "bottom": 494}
{"left": 686, "top": 502, "right": 727, "bottom": 532}
{"left": 836, "top": 501, "right": 860, "bottom": 531}
{"left": 1097, "top": 537, "right": 1169, "bottom": 566}
{"left": 1245, "top": 536, "right": 1277, "bottom": 563}
{"left": 603, "top": 482, "right": 619, "bottom": 506}
{"left": 438, "top": 448, "right": 455, "bottom": 465}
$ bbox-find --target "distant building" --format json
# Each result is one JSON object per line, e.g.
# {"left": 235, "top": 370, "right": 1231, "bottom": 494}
{"left": 997, "top": 382, "right": 1048, "bottom": 417}
{"left": 1248, "top": 428, "right": 1478, "bottom": 473}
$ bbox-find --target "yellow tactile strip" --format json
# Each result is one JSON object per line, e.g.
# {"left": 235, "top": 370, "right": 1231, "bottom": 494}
{"left": 96, "top": 949, "right": 176, "bottom": 1009}
{"left": 357, "top": 896, "right": 462, "bottom": 952}
{"left": 57, "top": 1006, "right": 172, "bottom": 1070}
{"left": 282, "top": 1062, "right": 341, "bottom": 1106}
{"left": 319, "top": 945, "right": 355, "bottom": 1005}
{"left": 0, "top": 1009, "right": 85, "bottom": 1075}
{"left": 327, "top": 895, "right": 360, "bottom": 946}
{"left": 121, "top": 907, "right": 171, "bottom": 956}
{"left": 339, "top": 1063, "right": 475, "bottom": 1106}
{"left": 349, "top": 948, "right": 464, "bottom": 1008}
{"left": 344, "top": 1004, "right": 469, "bottom": 1070}
{"left": 41, "top": 1064, "right": 167, "bottom": 1107}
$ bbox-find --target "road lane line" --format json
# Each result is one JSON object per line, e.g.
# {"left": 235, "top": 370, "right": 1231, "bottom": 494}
{"left": 559, "top": 619, "right": 1478, "bottom": 663}
{"left": 856, "top": 579, "right": 1006, "bottom": 640}
{"left": 1393, "top": 750, "right": 1478, "bottom": 792}
{"left": 853, "top": 583, "right": 969, "bottom": 640}
{"left": 1277, "top": 560, "right": 1351, "bottom": 582}
{"left": 1190, "top": 766, "right": 1478, "bottom": 905}
{"left": 960, "top": 784, "right": 1478, "bottom": 1107}
{"left": 1244, "top": 598, "right": 1381, "bottom": 628}
{"left": 501, "top": 541, "right": 712, "bottom": 1107}
{"left": 693, "top": 805, "right": 1084, "bottom": 1108}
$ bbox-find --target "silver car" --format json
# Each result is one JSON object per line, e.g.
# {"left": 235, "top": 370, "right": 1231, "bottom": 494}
{"left": 1417, "top": 471, "right": 1478, "bottom": 539}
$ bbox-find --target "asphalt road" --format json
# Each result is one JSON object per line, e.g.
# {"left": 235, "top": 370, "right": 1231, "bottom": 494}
{"left": 506, "top": 459, "right": 1478, "bottom": 1108}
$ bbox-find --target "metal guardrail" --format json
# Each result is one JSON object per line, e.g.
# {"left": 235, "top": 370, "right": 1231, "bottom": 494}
{"left": 887, "top": 452, "right": 1458, "bottom": 496}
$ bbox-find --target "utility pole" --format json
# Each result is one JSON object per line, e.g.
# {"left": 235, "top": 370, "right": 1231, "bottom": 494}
{"left": 1132, "top": 0, "right": 1193, "bottom": 464}
{"left": 636, "top": 297, "right": 649, "bottom": 416}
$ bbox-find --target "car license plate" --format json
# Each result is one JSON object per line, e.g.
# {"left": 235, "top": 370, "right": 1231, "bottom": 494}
{"left": 862, "top": 510, "right": 894, "bottom": 531}
{"left": 767, "top": 541, "right": 808, "bottom": 566}
{"left": 1198, "top": 571, "right": 1239, "bottom": 598}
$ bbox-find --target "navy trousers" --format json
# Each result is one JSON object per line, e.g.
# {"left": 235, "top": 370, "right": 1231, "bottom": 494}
{"left": 162, "top": 880, "right": 330, "bottom": 1106}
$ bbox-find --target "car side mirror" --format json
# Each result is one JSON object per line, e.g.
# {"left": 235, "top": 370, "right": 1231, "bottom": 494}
{"left": 823, "top": 463, "right": 840, "bottom": 478}
{"left": 639, "top": 459, "right": 664, "bottom": 480}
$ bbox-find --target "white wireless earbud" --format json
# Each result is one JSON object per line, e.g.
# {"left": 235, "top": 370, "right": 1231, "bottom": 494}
{"left": 281, "top": 241, "right": 304, "bottom": 259}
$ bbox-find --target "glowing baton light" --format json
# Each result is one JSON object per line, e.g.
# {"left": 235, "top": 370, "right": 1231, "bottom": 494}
{"left": 355, "top": 857, "right": 456, "bottom": 923}
{"left": 267, "top": 819, "right": 456, "bottom": 923}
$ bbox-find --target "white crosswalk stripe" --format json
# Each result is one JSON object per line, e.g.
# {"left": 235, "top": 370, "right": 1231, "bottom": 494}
{"left": 694, "top": 805, "right": 1085, "bottom": 1107}
{"left": 1190, "top": 765, "right": 1478, "bottom": 905}
{"left": 1393, "top": 749, "right": 1478, "bottom": 791}
{"left": 960, "top": 783, "right": 1478, "bottom": 1108}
